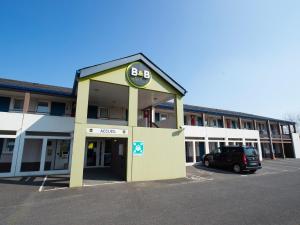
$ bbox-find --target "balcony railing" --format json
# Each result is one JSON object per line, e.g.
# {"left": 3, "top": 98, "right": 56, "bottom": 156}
{"left": 282, "top": 134, "right": 292, "bottom": 139}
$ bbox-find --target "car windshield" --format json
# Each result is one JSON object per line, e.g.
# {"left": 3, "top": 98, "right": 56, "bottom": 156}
{"left": 244, "top": 147, "right": 258, "bottom": 156}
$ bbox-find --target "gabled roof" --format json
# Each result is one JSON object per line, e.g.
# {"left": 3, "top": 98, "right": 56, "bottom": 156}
{"left": 157, "top": 102, "right": 295, "bottom": 125}
{"left": 74, "top": 53, "right": 187, "bottom": 96}
{"left": 0, "top": 77, "right": 73, "bottom": 97}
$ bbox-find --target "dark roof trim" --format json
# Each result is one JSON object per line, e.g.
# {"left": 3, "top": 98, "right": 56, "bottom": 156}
{"left": 157, "top": 103, "right": 295, "bottom": 125}
{"left": 0, "top": 83, "right": 73, "bottom": 98}
{"left": 76, "top": 53, "right": 187, "bottom": 96}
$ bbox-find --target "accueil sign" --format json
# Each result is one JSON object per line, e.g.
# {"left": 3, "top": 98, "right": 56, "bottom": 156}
{"left": 87, "top": 128, "right": 128, "bottom": 135}
{"left": 126, "top": 62, "right": 152, "bottom": 88}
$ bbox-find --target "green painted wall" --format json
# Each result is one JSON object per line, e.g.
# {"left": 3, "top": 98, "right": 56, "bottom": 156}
{"left": 131, "top": 127, "right": 185, "bottom": 181}
{"left": 69, "top": 61, "right": 185, "bottom": 188}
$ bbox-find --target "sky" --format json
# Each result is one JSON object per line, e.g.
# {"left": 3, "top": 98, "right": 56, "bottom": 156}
{"left": 0, "top": 0, "right": 299, "bottom": 120}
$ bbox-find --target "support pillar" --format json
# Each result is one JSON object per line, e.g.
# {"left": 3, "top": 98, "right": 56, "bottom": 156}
{"left": 69, "top": 79, "right": 90, "bottom": 188}
{"left": 238, "top": 117, "right": 242, "bottom": 129}
{"left": 23, "top": 92, "right": 30, "bottom": 113}
{"left": 279, "top": 123, "right": 286, "bottom": 158}
{"left": 267, "top": 120, "right": 275, "bottom": 159}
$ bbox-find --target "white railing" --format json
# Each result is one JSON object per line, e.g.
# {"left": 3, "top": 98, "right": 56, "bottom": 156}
{"left": 0, "top": 112, "right": 75, "bottom": 133}
{"left": 183, "top": 125, "right": 260, "bottom": 139}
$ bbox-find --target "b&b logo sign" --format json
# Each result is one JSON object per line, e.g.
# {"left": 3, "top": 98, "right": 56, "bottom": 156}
{"left": 126, "top": 62, "right": 152, "bottom": 88}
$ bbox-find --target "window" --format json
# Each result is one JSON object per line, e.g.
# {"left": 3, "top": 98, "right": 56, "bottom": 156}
{"left": 184, "top": 115, "right": 187, "bottom": 125}
{"left": 160, "top": 114, "right": 168, "bottom": 121}
{"left": 0, "top": 138, "right": 15, "bottom": 173}
{"left": 36, "top": 102, "right": 49, "bottom": 114}
{"left": 99, "top": 107, "right": 109, "bottom": 119}
{"left": 185, "top": 142, "right": 193, "bottom": 163}
{"left": 2, "top": 139, "right": 15, "bottom": 153}
{"left": 13, "top": 99, "right": 24, "bottom": 111}
{"left": 232, "top": 121, "right": 238, "bottom": 129}
{"left": 197, "top": 116, "right": 203, "bottom": 126}
{"left": 21, "top": 139, "right": 43, "bottom": 172}
{"left": 44, "top": 139, "right": 70, "bottom": 171}
{"left": 0, "top": 97, "right": 11, "bottom": 112}
{"left": 50, "top": 102, "right": 66, "bottom": 116}
{"left": 155, "top": 112, "right": 160, "bottom": 122}
{"left": 209, "top": 142, "right": 218, "bottom": 153}
{"left": 191, "top": 115, "right": 196, "bottom": 126}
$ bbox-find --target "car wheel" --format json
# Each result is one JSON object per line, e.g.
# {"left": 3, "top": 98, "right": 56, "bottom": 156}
{"left": 204, "top": 159, "right": 210, "bottom": 167}
{"left": 233, "top": 164, "right": 241, "bottom": 173}
{"left": 249, "top": 170, "right": 256, "bottom": 174}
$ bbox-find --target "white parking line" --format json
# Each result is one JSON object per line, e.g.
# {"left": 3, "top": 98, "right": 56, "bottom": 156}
{"left": 39, "top": 176, "right": 47, "bottom": 192}
{"left": 83, "top": 181, "right": 125, "bottom": 187}
{"left": 42, "top": 187, "right": 68, "bottom": 192}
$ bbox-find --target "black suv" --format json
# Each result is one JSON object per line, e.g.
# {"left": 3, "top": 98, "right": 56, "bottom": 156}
{"left": 203, "top": 146, "right": 262, "bottom": 173}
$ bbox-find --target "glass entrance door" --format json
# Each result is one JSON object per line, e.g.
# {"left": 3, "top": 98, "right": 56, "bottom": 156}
{"left": 85, "top": 139, "right": 106, "bottom": 168}
{"left": 86, "top": 140, "right": 98, "bottom": 167}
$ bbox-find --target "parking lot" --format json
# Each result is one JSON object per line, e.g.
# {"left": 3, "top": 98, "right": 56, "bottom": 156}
{"left": 1, "top": 159, "right": 300, "bottom": 225}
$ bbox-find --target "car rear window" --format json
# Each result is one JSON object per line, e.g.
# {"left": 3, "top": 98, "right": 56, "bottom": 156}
{"left": 244, "top": 147, "right": 258, "bottom": 156}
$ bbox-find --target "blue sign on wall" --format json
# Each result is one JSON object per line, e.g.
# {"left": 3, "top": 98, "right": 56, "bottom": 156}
{"left": 133, "top": 141, "right": 144, "bottom": 156}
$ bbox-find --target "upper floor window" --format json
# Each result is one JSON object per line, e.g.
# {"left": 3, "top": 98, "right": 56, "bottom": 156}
{"left": 50, "top": 102, "right": 66, "bottom": 116}
{"left": 232, "top": 121, "right": 238, "bottom": 129}
{"left": 191, "top": 115, "right": 196, "bottom": 126}
{"left": 13, "top": 99, "right": 24, "bottom": 111}
{"left": 99, "top": 107, "right": 109, "bottom": 119}
{"left": 0, "top": 96, "right": 10, "bottom": 112}
{"left": 36, "top": 102, "right": 49, "bottom": 114}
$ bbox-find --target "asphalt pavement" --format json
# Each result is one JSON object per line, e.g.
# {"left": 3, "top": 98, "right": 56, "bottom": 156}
{"left": 0, "top": 159, "right": 300, "bottom": 225}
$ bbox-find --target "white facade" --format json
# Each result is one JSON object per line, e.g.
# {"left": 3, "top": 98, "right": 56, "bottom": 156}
{"left": 292, "top": 133, "right": 300, "bottom": 158}
{"left": 184, "top": 125, "right": 262, "bottom": 165}
{"left": 0, "top": 112, "right": 74, "bottom": 177}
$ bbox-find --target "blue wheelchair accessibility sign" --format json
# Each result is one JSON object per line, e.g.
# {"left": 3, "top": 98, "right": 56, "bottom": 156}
{"left": 133, "top": 141, "right": 144, "bottom": 156}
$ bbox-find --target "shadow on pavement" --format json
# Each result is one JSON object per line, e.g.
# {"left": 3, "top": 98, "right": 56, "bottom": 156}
{"left": 191, "top": 163, "right": 248, "bottom": 175}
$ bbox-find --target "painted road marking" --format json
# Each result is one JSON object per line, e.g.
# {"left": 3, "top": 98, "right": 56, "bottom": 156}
{"left": 42, "top": 187, "right": 69, "bottom": 192}
{"left": 83, "top": 181, "right": 125, "bottom": 187}
{"left": 39, "top": 176, "right": 47, "bottom": 192}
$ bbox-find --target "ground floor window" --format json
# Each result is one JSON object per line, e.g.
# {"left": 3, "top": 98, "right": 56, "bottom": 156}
{"left": 21, "top": 139, "right": 43, "bottom": 172}
{"left": 44, "top": 139, "right": 70, "bottom": 171}
{"left": 273, "top": 143, "right": 284, "bottom": 158}
{"left": 209, "top": 142, "right": 218, "bottom": 153}
{"left": 195, "top": 142, "right": 205, "bottom": 162}
{"left": 185, "top": 142, "right": 193, "bottom": 163}
{"left": 19, "top": 137, "right": 71, "bottom": 174}
{"left": 261, "top": 143, "right": 271, "bottom": 158}
{"left": 0, "top": 138, "right": 15, "bottom": 173}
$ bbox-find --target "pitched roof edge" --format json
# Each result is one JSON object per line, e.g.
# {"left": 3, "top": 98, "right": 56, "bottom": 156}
{"left": 76, "top": 53, "right": 187, "bottom": 96}
{"left": 157, "top": 103, "right": 295, "bottom": 125}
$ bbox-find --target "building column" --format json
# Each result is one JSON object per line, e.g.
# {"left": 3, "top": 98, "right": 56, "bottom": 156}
{"left": 69, "top": 79, "right": 90, "bottom": 188}
{"left": 23, "top": 92, "right": 30, "bottom": 113}
{"left": 225, "top": 137, "right": 229, "bottom": 146}
{"left": 203, "top": 113, "right": 206, "bottom": 126}
{"left": 126, "top": 87, "right": 138, "bottom": 182}
{"left": 253, "top": 120, "right": 257, "bottom": 130}
{"left": 238, "top": 117, "right": 242, "bottom": 129}
{"left": 192, "top": 141, "right": 196, "bottom": 164}
{"left": 267, "top": 120, "right": 275, "bottom": 159}
{"left": 222, "top": 116, "right": 226, "bottom": 128}
{"left": 175, "top": 95, "right": 184, "bottom": 129}
{"left": 205, "top": 137, "right": 209, "bottom": 154}
{"left": 279, "top": 123, "right": 286, "bottom": 159}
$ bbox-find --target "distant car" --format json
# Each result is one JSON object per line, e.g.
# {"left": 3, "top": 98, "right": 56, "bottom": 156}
{"left": 203, "top": 146, "right": 262, "bottom": 173}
